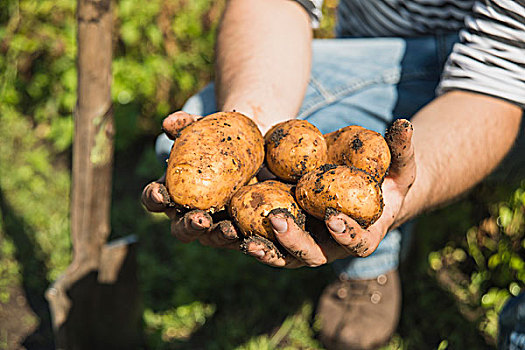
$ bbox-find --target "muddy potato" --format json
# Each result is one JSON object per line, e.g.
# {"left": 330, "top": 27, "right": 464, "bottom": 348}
{"left": 264, "top": 119, "right": 328, "bottom": 182}
{"left": 166, "top": 111, "right": 264, "bottom": 212}
{"left": 229, "top": 180, "right": 305, "bottom": 242}
{"left": 295, "top": 164, "right": 383, "bottom": 228}
{"left": 325, "top": 125, "right": 391, "bottom": 183}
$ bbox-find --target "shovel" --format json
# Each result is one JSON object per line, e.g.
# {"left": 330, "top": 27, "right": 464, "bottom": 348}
{"left": 45, "top": 1, "right": 142, "bottom": 348}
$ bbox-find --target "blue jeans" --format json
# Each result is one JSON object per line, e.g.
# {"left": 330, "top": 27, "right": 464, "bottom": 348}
{"left": 156, "top": 33, "right": 460, "bottom": 279}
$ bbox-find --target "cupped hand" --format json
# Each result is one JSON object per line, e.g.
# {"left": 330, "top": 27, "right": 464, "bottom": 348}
{"left": 243, "top": 119, "right": 416, "bottom": 268}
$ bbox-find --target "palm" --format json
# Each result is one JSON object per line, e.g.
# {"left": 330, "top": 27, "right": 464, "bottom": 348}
{"left": 371, "top": 175, "right": 413, "bottom": 237}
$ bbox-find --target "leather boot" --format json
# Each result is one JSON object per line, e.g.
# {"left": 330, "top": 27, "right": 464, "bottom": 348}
{"left": 317, "top": 269, "right": 401, "bottom": 350}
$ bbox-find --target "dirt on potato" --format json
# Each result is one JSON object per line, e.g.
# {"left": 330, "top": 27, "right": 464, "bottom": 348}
{"left": 229, "top": 180, "right": 305, "bottom": 242}
{"left": 325, "top": 125, "right": 391, "bottom": 183}
{"left": 295, "top": 165, "right": 383, "bottom": 228}
{"left": 264, "top": 120, "right": 328, "bottom": 183}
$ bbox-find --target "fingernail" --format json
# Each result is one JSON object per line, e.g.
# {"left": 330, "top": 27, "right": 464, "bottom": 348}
{"left": 190, "top": 219, "right": 206, "bottom": 230}
{"left": 270, "top": 217, "right": 288, "bottom": 233}
{"left": 152, "top": 190, "right": 164, "bottom": 203}
{"left": 328, "top": 219, "right": 345, "bottom": 233}
{"left": 252, "top": 250, "right": 265, "bottom": 258}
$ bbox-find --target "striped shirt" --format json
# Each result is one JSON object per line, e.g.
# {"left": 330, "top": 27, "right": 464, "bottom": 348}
{"left": 294, "top": 0, "right": 525, "bottom": 108}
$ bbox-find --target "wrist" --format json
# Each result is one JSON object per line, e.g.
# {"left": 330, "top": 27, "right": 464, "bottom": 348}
{"left": 220, "top": 98, "right": 294, "bottom": 135}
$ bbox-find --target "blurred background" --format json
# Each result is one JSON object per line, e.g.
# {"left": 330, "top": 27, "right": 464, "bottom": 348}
{"left": 0, "top": 0, "right": 523, "bottom": 348}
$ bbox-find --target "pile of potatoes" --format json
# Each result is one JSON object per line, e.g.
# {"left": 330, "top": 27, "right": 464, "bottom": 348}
{"left": 165, "top": 111, "right": 391, "bottom": 244}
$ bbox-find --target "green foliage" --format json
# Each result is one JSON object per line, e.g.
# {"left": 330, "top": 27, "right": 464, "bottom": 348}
{"left": 315, "top": 0, "right": 337, "bottom": 39}
{"left": 1, "top": 0, "right": 77, "bottom": 153}
{"left": 429, "top": 182, "right": 525, "bottom": 343}
{"left": 0, "top": 237, "right": 21, "bottom": 304}
{"left": 144, "top": 302, "right": 216, "bottom": 346}
{"left": 0, "top": 110, "right": 72, "bottom": 283}
{"left": 0, "top": 0, "right": 76, "bottom": 282}
{"left": 1, "top": 0, "right": 224, "bottom": 154}
{"left": 112, "top": 0, "right": 224, "bottom": 149}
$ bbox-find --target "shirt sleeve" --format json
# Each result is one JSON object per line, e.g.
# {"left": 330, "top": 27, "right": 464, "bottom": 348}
{"left": 437, "top": 0, "right": 525, "bottom": 108}
{"left": 291, "top": 0, "right": 324, "bottom": 28}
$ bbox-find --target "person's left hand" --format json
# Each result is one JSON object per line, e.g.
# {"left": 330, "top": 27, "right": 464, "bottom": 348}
{"left": 242, "top": 119, "right": 416, "bottom": 268}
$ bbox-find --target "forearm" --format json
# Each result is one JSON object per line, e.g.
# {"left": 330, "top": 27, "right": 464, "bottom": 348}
{"left": 215, "top": 0, "right": 312, "bottom": 133}
{"left": 396, "top": 90, "right": 523, "bottom": 226}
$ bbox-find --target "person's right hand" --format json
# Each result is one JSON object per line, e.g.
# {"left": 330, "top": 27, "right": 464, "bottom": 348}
{"left": 141, "top": 111, "right": 241, "bottom": 250}
{"left": 241, "top": 119, "right": 416, "bottom": 268}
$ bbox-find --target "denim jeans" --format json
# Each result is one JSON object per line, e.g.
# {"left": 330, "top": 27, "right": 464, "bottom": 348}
{"left": 156, "top": 33, "right": 461, "bottom": 279}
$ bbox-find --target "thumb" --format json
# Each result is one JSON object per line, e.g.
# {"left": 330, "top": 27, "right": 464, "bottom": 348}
{"left": 385, "top": 119, "right": 415, "bottom": 187}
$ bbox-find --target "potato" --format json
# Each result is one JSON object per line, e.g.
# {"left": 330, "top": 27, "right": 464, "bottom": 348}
{"left": 295, "top": 164, "right": 383, "bottom": 228}
{"left": 166, "top": 111, "right": 264, "bottom": 212}
{"left": 325, "top": 125, "right": 391, "bottom": 183}
{"left": 264, "top": 119, "right": 328, "bottom": 182}
{"left": 229, "top": 180, "right": 305, "bottom": 242}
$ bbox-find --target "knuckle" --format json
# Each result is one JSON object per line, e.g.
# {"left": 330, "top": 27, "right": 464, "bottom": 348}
{"left": 346, "top": 239, "right": 369, "bottom": 257}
